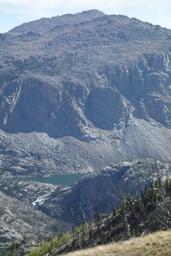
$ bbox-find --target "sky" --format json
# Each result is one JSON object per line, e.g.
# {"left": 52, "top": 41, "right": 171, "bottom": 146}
{"left": 0, "top": 0, "right": 170, "bottom": 33}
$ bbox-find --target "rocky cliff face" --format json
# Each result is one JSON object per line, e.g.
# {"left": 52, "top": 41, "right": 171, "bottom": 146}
{"left": 0, "top": 10, "right": 171, "bottom": 175}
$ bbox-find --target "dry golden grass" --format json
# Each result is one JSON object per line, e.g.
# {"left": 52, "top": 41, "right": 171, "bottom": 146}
{"left": 65, "top": 230, "right": 171, "bottom": 256}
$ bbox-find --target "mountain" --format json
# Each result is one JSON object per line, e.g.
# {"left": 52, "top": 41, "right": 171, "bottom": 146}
{"left": 0, "top": 10, "right": 171, "bottom": 175}
{"left": 1, "top": 10, "right": 171, "bottom": 255}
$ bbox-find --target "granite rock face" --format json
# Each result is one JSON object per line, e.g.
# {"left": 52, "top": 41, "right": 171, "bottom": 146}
{"left": 0, "top": 10, "right": 171, "bottom": 174}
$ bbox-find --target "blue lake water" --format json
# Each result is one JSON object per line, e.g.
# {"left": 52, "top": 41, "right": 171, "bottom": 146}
{"left": 29, "top": 174, "right": 85, "bottom": 186}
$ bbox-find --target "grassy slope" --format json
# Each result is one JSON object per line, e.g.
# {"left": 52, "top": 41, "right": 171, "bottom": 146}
{"left": 65, "top": 230, "right": 171, "bottom": 256}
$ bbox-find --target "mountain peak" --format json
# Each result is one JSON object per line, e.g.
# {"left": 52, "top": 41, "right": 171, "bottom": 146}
{"left": 80, "top": 9, "right": 105, "bottom": 16}
{"left": 10, "top": 9, "right": 105, "bottom": 35}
